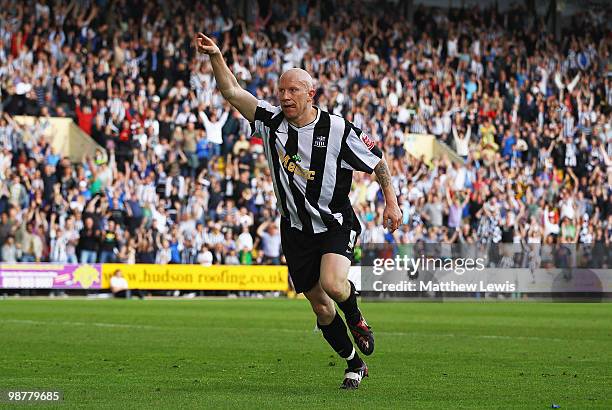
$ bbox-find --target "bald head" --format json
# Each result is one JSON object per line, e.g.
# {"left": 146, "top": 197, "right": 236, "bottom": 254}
{"left": 279, "top": 68, "right": 315, "bottom": 92}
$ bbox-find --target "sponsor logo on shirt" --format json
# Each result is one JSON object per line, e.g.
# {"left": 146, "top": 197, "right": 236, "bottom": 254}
{"left": 278, "top": 148, "right": 316, "bottom": 180}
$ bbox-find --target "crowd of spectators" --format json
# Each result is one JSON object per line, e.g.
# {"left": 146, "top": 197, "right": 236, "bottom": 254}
{"left": 0, "top": 0, "right": 610, "bottom": 268}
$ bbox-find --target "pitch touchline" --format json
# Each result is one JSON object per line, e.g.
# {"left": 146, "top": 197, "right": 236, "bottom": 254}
{"left": 1, "top": 319, "right": 600, "bottom": 343}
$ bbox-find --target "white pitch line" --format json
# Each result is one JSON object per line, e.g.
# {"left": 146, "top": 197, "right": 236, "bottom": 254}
{"left": 1, "top": 319, "right": 601, "bottom": 343}
{"left": 1, "top": 319, "right": 158, "bottom": 329}
{"left": 378, "top": 330, "right": 574, "bottom": 342}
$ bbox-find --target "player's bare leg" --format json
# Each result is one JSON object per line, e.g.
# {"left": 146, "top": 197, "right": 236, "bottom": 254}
{"left": 320, "top": 253, "right": 374, "bottom": 356}
{"left": 304, "top": 281, "right": 368, "bottom": 389}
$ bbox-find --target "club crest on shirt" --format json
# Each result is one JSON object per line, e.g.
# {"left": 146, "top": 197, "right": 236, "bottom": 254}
{"left": 360, "top": 133, "right": 375, "bottom": 150}
{"left": 314, "top": 135, "right": 327, "bottom": 148}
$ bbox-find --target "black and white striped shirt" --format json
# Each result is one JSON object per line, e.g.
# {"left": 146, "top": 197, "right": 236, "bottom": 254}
{"left": 254, "top": 100, "right": 383, "bottom": 234}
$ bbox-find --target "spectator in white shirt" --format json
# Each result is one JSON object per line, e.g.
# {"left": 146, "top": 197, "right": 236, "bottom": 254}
{"left": 452, "top": 125, "right": 471, "bottom": 159}
{"left": 110, "top": 269, "right": 144, "bottom": 299}
{"left": 199, "top": 108, "right": 229, "bottom": 157}
{"left": 175, "top": 105, "right": 197, "bottom": 126}
{"left": 197, "top": 245, "right": 213, "bottom": 266}
{"left": 236, "top": 224, "right": 254, "bottom": 252}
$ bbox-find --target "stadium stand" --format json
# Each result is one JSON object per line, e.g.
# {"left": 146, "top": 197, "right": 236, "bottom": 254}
{"left": 0, "top": 0, "right": 610, "bottom": 266}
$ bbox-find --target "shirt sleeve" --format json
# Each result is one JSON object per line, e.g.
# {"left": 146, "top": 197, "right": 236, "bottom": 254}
{"left": 253, "top": 100, "right": 282, "bottom": 142}
{"left": 254, "top": 100, "right": 281, "bottom": 127}
{"left": 341, "top": 122, "right": 383, "bottom": 174}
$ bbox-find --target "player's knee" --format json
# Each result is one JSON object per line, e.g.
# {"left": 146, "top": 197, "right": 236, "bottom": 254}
{"left": 311, "top": 301, "right": 335, "bottom": 322}
{"left": 320, "top": 278, "right": 348, "bottom": 302}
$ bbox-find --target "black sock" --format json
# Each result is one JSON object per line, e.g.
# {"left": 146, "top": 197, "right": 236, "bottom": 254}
{"left": 346, "top": 352, "right": 363, "bottom": 370}
{"left": 318, "top": 312, "right": 361, "bottom": 368}
{"left": 337, "top": 280, "right": 360, "bottom": 325}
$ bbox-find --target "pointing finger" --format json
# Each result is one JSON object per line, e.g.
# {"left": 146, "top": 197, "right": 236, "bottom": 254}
{"left": 197, "top": 33, "right": 212, "bottom": 44}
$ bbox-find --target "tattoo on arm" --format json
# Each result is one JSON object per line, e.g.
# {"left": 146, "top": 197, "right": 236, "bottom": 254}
{"left": 374, "top": 160, "right": 392, "bottom": 188}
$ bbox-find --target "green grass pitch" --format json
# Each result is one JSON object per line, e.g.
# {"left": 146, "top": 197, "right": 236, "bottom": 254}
{"left": 0, "top": 299, "right": 610, "bottom": 409}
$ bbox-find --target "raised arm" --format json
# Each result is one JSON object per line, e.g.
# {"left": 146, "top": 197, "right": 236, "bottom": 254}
{"left": 444, "top": 182, "right": 453, "bottom": 207}
{"left": 452, "top": 124, "right": 459, "bottom": 141}
{"left": 218, "top": 110, "right": 229, "bottom": 126}
{"left": 256, "top": 220, "right": 269, "bottom": 238}
{"left": 199, "top": 110, "right": 211, "bottom": 128}
{"left": 567, "top": 167, "right": 579, "bottom": 195}
{"left": 194, "top": 33, "right": 257, "bottom": 122}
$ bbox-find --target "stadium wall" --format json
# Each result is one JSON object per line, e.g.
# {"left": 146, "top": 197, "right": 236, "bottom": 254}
{"left": 403, "top": 133, "right": 463, "bottom": 164}
{"left": 13, "top": 116, "right": 106, "bottom": 163}
{"left": 0, "top": 263, "right": 289, "bottom": 292}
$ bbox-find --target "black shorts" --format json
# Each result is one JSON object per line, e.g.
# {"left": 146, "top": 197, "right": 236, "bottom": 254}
{"left": 280, "top": 217, "right": 360, "bottom": 294}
